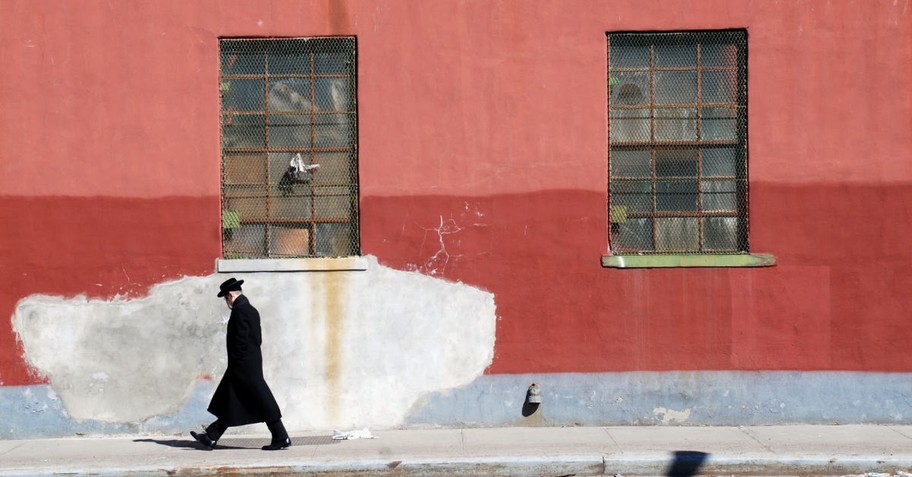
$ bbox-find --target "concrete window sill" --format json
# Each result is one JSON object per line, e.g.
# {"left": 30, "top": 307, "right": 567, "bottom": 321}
{"left": 601, "top": 253, "right": 776, "bottom": 269}
{"left": 216, "top": 257, "right": 369, "bottom": 272}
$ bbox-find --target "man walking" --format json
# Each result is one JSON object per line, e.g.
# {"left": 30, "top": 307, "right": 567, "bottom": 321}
{"left": 191, "top": 277, "right": 291, "bottom": 451}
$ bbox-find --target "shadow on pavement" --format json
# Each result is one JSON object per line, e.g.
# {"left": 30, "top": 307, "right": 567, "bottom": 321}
{"left": 666, "top": 450, "right": 709, "bottom": 477}
{"left": 135, "top": 436, "right": 339, "bottom": 450}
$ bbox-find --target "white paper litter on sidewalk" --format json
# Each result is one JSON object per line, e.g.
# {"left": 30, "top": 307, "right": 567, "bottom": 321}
{"left": 332, "top": 428, "right": 376, "bottom": 440}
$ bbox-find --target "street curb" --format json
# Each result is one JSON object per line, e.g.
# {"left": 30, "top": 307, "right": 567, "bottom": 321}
{"left": 4, "top": 454, "right": 912, "bottom": 476}
{"left": 605, "top": 454, "right": 912, "bottom": 476}
{"left": 0, "top": 456, "right": 603, "bottom": 477}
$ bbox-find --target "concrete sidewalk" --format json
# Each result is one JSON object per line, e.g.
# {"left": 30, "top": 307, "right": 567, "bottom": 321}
{"left": 1, "top": 425, "right": 911, "bottom": 476}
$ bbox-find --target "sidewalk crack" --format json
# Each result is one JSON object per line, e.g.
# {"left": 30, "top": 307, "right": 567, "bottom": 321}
{"left": 601, "top": 427, "right": 622, "bottom": 454}
{"left": 887, "top": 425, "right": 912, "bottom": 441}
{"left": 739, "top": 427, "right": 775, "bottom": 453}
{"left": 0, "top": 442, "right": 25, "bottom": 459}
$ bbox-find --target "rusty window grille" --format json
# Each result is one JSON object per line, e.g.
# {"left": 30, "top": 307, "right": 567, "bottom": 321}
{"left": 219, "top": 37, "right": 359, "bottom": 258}
{"left": 608, "top": 30, "right": 748, "bottom": 254}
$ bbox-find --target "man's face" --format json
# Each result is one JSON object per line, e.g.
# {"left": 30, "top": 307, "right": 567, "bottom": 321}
{"left": 224, "top": 294, "right": 234, "bottom": 309}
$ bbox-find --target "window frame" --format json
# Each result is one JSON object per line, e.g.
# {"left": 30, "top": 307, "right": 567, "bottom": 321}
{"left": 218, "top": 37, "right": 361, "bottom": 265}
{"left": 603, "top": 29, "right": 774, "bottom": 268}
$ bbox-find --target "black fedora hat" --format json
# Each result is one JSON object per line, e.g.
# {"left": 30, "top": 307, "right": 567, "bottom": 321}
{"left": 217, "top": 277, "right": 244, "bottom": 297}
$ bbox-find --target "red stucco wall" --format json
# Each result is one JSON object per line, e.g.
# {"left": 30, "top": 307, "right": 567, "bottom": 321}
{"left": 1, "top": 0, "right": 910, "bottom": 385}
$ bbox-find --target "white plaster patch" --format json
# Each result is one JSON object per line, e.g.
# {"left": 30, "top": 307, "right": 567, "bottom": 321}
{"left": 652, "top": 406, "right": 692, "bottom": 424}
{"left": 13, "top": 278, "right": 226, "bottom": 422}
{"left": 12, "top": 256, "right": 496, "bottom": 431}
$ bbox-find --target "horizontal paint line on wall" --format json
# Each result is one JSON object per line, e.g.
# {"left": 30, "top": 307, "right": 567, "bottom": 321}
{"left": 601, "top": 253, "right": 776, "bottom": 268}
{"left": 216, "top": 257, "right": 370, "bottom": 272}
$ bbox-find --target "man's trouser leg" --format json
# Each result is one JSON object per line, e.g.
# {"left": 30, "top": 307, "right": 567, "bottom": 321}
{"left": 266, "top": 419, "right": 289, "bottom": 442}
{"left": 205, "top": 420, "right": 228, "bottom": 442}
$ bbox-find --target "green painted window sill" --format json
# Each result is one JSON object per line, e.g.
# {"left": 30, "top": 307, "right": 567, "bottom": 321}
{"left": 601, "top": 253, "right": 776, "bottom": 268}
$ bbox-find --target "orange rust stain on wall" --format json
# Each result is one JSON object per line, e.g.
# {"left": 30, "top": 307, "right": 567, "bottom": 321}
{"left": 326, "top": 0, "right": 351, "bottom": 34}
{"left": 322, "top": 271, "right": 344, "bottom": 422}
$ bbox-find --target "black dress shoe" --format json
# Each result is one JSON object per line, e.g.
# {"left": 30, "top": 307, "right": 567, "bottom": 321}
{"left": 261, "top": 437, "right": 291, "bottom": 451}
{"left": 190, "top": 431, "right": 216, "bottom": 450}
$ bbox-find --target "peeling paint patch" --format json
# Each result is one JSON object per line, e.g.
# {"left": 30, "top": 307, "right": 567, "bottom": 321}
{"left": 12, "top": 256, "right": 496, "bottom": 431}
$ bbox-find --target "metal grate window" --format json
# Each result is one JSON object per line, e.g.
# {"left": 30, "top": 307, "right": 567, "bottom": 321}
{"left": 608, "top": 30, "right": 748, "bottom": 254}
{"left": 219, "top": 37, "right": 359, "bottom": 258}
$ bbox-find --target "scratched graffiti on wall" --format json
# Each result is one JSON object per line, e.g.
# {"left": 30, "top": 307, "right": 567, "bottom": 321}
{"left": 410, "top": 202, "right": 488, "bottom": 277}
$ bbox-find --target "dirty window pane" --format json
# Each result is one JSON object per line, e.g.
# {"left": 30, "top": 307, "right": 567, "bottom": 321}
{"left": 655, "top": 108, "right": 698, "bottom": 142}
{"left": 701, "top": 70, "right": 737, "bottom": 105}
{"left": 221, "top": 51, "right": 265, "bottom": 75}
{"left": 610, "top": 107, "right": 651, "bottom": 143}
{"left": 611, "top": 149, "right": 652, "bottom": 179}
{"left": 222, "top": 80, "right": 265, "bottom": 112}
{"left": 701, "top": 180, "right": 738, "bottom": 212}
{"left": 703, "top": 217, "right": 739, "bottom": 251}
{"left": 655, "top": 217, "right": 699, "bottom": 252}
{"left": 315, "top": 223, "right": 356, "bottom": 257}
{"left": 611, "top": 72, "right": 650, "bottom": 105}
{"left": 222, "top": 114, "right": 267, "bottom": 149}
{"left": 702, "top": 107, "right": 738, "bottom": 142}
{"left": 612, "top": 218, "right": 654, "bottom": 252}
{"left": 702, "top": 148, "right": 738, "bottom": 177}
{"left": 269, "top": 226, "right": 311, "bottom": 256}
{"left": 655, "top": 71, "right": 697, "bottom": 105}
{"left": 701, "top": 43, "right": 738, "bottom": 67}
{"left": 655, "top": 151, "right": 699, "bottom": 213}
{"left": 611, "top": 181, "right": 653, "bottom": 213}
{"left": 654, "top": 42, "right": 696, "bottom": 67}
{"left": 609, "top": 44, "right": 650, "bottom": 69}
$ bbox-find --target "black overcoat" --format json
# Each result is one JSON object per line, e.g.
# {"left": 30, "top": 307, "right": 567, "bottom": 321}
{"left": 207, "top": 295, "right": 282, "bottom": 426}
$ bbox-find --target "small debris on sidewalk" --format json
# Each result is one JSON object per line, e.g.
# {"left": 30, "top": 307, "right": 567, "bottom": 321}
{"left": 332, "top": 428, "right": 376, "bottom": 440}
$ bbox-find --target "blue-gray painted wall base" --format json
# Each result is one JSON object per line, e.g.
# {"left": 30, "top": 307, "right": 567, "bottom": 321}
{"left": 2, "top": 372, "right": 910, "bottom": 439}
{"left": 0, "top": 383, "right": 216, "bottom": 440}
{"left": 404, "top": 371, "right": 912, "bottom": 427}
